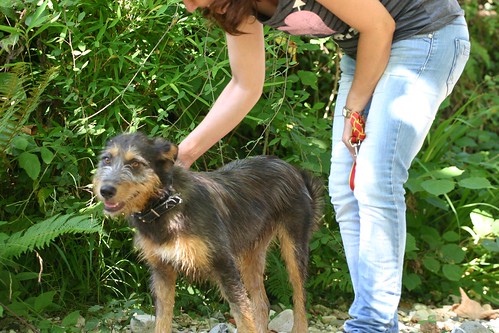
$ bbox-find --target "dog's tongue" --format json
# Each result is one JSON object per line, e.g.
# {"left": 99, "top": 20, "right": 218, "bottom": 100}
{"left": 104, "top": 201, "right": 124, "bottom": 212}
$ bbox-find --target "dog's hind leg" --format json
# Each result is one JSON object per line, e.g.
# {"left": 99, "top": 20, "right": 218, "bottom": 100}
{"left": 279, "top": 231, "right": 309, "bottom": 333}
{"left": 239, "top": 238, "right": 273, "bottom": 332}
{"left": 150, "top": 263, "right": 177, "bottom": 333}
{"left": 215, "top": 257, "right": 259, "bottom": 333}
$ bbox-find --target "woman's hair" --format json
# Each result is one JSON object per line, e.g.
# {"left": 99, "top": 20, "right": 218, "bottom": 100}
{"left": 203, "top": 0, "right": 257, "bottom": 35}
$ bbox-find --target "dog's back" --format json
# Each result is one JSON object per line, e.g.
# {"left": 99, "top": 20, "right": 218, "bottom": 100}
{"left": 173, "top": 156, "right": 323, "bottom": 255}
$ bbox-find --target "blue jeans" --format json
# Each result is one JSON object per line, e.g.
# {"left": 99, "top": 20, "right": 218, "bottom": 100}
{"left": 329, "top": 16, "right": 470, "bottom": 332}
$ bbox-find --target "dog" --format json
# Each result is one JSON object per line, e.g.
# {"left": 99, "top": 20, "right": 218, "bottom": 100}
{"left": 93, "top": 132, "right": 324, "bottom": 333}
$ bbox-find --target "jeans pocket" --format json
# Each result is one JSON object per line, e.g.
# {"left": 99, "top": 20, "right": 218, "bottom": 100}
{"left": 446, "top": 38, "right": 471, "bottom": 96}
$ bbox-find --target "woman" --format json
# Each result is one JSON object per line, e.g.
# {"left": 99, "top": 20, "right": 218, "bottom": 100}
{"left": 177, "top": 0, "right": 470, "bottom": 331}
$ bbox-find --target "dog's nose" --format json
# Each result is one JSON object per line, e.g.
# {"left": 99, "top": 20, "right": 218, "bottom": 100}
{"left": 100, "top": 185, "right": 117, "bottom": 200}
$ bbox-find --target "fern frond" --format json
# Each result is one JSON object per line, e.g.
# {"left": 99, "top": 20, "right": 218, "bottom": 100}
{"left": 0, "top": 63, "right": 28, "bottom": 99}
{"left": 265, "top": 249, "right": 293, "bottom": 306}
{"left": 0, "top": 213, "right": 101, "bottom": 261}
{"left": 0, "top": 63, "right": 59, "bottom": 156}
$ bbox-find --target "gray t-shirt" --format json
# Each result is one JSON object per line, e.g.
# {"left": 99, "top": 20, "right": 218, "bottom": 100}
{"left": 257, "top": 0, "right": 464, "bottom": 56}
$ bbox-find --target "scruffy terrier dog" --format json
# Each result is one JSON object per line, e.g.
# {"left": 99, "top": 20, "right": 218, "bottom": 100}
{"left": 93, "top": 132, "right": 323, "bottom": 333}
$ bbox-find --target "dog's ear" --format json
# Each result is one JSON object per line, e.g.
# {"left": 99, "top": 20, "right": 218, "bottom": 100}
{"left": 154, "top": 138, "right": 178, "bottom": 165}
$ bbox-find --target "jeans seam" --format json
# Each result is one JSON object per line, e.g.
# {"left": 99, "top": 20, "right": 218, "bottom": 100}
{"left": 446, "top": 38, "right": 470, "bottom": 96}
{"left": 417, "top": 33, "right": 435, "bottom": 79}
{"left": 390, "top": 118, "right": 403, "bottom": 295}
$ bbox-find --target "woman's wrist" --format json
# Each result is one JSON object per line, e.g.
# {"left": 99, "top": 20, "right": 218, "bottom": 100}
{"left": 342, "top": 106, "right": 364, "bottom": 118}
{"left": 177, "top": 140, "right": 200, "bottom": 169}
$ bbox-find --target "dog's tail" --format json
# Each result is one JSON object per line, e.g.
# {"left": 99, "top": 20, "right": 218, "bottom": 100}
{"left": 300, "top": 170, "right": 325, "bottom": 226}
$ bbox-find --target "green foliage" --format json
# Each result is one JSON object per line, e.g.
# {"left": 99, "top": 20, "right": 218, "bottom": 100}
{"left": 0, "top": 213, "right": 100, "bottom": 260}
{"left": 265, "top": 250, "right": 293, "bottom": 306}
{"left": 402, "top": 0, "right": 498, "bottom": 302}
{"left": 307, "top": 222, "right": 352, "bottom": 307}
{"left": 0, "top": 0, "right": 497, "bottom": 328}
{"left": 0, "top": 63, "right": 59, "bottom": 156}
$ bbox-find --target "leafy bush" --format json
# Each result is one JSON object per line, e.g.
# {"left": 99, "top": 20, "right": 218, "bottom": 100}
{"left": 402, "top": 0, "right": 498, "bottom": 304}
{"left": 0, "top": 0, "right": 497, "bottom": 329}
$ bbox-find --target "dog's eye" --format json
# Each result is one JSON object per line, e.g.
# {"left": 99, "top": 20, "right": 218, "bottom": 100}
{"left": 102, "top": 156, "right": 112, "bottom": 165}
{"left": 127, "top": 159, "right": 145, "bottom": 169}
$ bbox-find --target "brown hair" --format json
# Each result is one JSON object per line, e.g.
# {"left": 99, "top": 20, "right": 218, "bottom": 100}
{"left": 203, "top": 0, "right": 257, "bottom": 35}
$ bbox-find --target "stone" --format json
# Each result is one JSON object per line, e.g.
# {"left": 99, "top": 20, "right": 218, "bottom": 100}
{"left": 130, "top": 314, "right": 155, "bottom": 333}
{"left": 208, "top": 323, "right": 237, "bottom": 333}
{"left": 312, "top": 304, "right": 332, "bottom": 315}
{"left": 268, "top": 309, "right": 294, "bottom": 333}
{"left": 321, "top": 315, "right": 337, "bottom": 324}
{"left": 410, "top": 308, "right": 438, "bottom": 322}
{"left": 453, "top": 321, "right": 491, "bottom": 333}
{"left": 489, "top": 319, "right": 499, "bottom": 333}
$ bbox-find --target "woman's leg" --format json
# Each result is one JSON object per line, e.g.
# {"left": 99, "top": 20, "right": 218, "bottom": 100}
{"left": 329, "top": 16, "right": 470, "bottom": 332}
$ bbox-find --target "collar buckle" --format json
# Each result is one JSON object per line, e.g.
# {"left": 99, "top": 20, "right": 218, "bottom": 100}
{"left": 132, "top": 194, "right": 182, "bottom": 224}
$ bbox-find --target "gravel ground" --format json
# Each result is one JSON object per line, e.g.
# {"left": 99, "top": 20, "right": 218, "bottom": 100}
{"left": 129, "top": 303, "right": 499, "bottom": 333}
{"left": 3, "top": 300, "right": 495, "bottom": 332}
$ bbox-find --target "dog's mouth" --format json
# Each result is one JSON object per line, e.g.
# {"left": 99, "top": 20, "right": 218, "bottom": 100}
{"left": 101, "top": 191, "right": 141, "bottom": 215}
{"left": 103, "top": 201, "right": 126, "bottom": 213}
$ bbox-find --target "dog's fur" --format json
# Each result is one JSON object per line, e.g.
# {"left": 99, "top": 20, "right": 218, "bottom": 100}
{"left": 93, "top": 132, "right": 323, "bottom": 333}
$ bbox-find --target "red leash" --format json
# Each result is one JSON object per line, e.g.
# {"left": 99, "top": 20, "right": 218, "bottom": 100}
{"left": 348, "top": 112, "right": 366, "bottom": 191}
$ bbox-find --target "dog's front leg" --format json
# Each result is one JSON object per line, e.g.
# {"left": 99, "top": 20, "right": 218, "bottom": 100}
{"left": 150, "top": 263, "right": 177, "bottom": 333}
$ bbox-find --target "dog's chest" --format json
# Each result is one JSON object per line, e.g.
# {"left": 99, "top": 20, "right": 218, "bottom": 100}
{"left": 135, "top": 234, "right": 211, "bottom": 276}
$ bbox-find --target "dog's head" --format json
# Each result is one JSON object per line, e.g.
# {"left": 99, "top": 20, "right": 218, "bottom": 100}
{"left": 93, "top": 132, "right": 177, "bottom": 217}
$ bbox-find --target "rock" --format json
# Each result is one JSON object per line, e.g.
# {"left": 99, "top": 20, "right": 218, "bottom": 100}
{"left": 207, "top": 317, "right": 221, "bottom": 327}
{"left": 176, "top": 313, "right": 194, "bottom": 326}
{"left": 414, "top": 303, "right": 428, "bottom": 310}
{"left": 452, "top": 321, "right": 491, "bottom": 333}
{"left": 312, "top": 304, "right": 332, "bottom": 315}
{"left": 440, "top": 318, "right": 461, "bottom": 331}
{"left": 130, "top": 314, "right": 155, "bottom": 333}
{"left": 410, "top": 308, "right": 438, "bottom": 322}
{"left": 434, "top": 306, "right": 455, "bottom": 321}
{"left": 332, "top": 309, "right": 350, "bottom": 320}
{"left": 489, "top": 319, "right": 499, "bottom": 333}
{"left": 268, "top": 309, "right": 294, "bottom": 333}
{"left": 420, "top": 321, "right": 439, "bottom": 333}
{"left": 321, "top": 315, "right": 337, "bottom": 324}
{"left": 208, "top": 323, "right": 237, "bottom": 333}
{"left": 212, "top": 311, "right": 226, "bottom": 321}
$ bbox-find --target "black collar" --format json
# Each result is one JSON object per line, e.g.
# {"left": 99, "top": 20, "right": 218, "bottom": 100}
{"left": 130, "top": 193, "right": 182, "bottom": 224}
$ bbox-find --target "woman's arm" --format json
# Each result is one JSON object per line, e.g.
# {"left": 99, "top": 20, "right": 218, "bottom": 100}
{"left": 318, "top": 0, "right": 395, "bottom": 157}
{"left": 177, "top": 17, "right": 266, "bottom": 168}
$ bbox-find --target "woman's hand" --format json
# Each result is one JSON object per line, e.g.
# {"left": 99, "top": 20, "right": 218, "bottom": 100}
{"left": 342, "top": 117, "right": 357, "bottom": 160}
